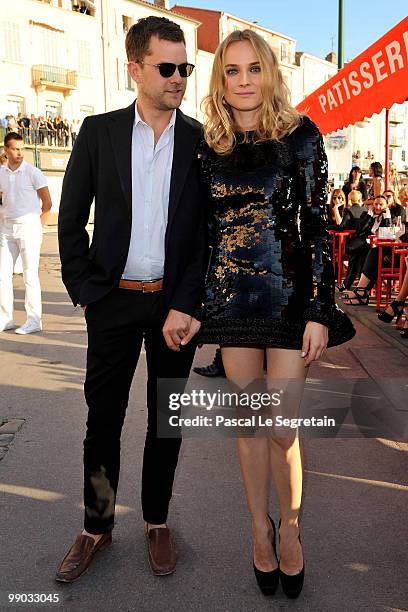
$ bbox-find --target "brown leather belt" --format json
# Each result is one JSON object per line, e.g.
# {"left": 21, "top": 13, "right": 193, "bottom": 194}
{"left": 119, "top": 278, "right": 163, "bottom": 292}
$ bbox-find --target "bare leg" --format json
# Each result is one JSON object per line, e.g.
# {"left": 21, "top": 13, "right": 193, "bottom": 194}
{"left": 221, "top": 347, "right": 277, "bottom": 572}
{"left": 266, "top": 348, "right": 307, "bottom": 575}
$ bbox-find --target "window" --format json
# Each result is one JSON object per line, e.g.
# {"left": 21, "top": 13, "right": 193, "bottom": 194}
{"left": 0, "top": 22, "right": 22, "bottom": 62}
{"left": 39, "top": 28, "right": 62, "bottom": 65}
{"left": 46, "top": 100, "right": 62, "bottom": 119}
{"left": 124, "top": 63, "right": 133, "bottom": 91}
{"left": 402, "top": 150, "right": 406, "bottom": 162}
{"left": 389, "top": 149, "right": 393, "bottom": 161}
{"left": 280, "top": 42, "right": 289, "bottom": 63}
{"left": 77, "top": 40, "right": 91, "bottom": 77}
{"left": 6, "top": 95, "right": 25, "bottom": 116}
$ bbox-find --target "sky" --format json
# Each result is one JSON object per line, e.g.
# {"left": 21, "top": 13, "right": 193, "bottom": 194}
{"left": 172, "top": 1, "right": 407, "bottom": 62}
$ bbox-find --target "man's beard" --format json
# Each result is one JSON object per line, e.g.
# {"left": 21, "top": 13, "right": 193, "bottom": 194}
{"left": 142, "top": 87, "right": 184, "bottom": 111}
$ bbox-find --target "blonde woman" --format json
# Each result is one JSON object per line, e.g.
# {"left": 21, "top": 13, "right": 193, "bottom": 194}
{"left": 195, "top": 30, "right": 355, "bottom": 599}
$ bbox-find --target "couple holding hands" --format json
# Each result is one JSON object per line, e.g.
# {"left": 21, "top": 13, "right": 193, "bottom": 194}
{"left": 57, "top": 16, "right": 354, "bottom": 599}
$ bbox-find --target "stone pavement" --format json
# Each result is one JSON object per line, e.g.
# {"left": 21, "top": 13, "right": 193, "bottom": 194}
{"left": 0, "top": 229, "right": 407, "bottom": 612}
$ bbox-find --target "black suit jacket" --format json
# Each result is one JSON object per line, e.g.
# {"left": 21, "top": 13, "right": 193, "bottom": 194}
{"left": 58, "top": 102, "right": 206, "bottom": 317}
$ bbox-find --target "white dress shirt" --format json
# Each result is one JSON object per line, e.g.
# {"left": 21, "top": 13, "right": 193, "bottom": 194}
{"left": 0, "top": 160, "right": 47, "bottom": 220}
{"left": 122, "top": 102, "right": 176, "bottom": 281}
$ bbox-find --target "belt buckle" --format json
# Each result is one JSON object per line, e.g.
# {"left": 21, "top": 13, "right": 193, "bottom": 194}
{"left": 142, "top": 280, "right": 153, "bottom": 293}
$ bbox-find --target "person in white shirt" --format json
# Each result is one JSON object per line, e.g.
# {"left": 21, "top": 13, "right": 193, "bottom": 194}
{"left": 0, "top": 153, "right": 23, "bottom": 275}
{"left": 0, "top": 132, "right": 52, "bottom": 334}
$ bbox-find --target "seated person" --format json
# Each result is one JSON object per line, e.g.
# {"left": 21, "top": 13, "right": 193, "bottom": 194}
{"left": 338, "top": 190, "right": 364, "bottom": 230}
{"left": 327, "top": 188, "right": 346, "bottom": 228}
{"left": 384, "top": 189, "right": 406, "bottom": 224}
{"left": 343, "top": 195, "right": 406, "bottom": 304}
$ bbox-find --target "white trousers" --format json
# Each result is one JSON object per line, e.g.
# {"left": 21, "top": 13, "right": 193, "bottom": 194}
{"left": 0, "top": 216, "right": 43, "bottom": 325}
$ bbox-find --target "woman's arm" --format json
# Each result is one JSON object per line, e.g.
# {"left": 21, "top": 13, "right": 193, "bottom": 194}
{"left": 333, "top": 203, "right": 342, "bottom": 225}
{"left": 297, "top": 119, "right": 335, "bottom": 327}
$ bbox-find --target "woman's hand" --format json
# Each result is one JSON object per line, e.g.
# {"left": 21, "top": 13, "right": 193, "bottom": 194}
{"left": 301, "top": 321, "right": 329, "bottom": 367}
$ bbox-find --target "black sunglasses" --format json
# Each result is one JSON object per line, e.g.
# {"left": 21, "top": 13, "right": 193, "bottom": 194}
{"left": 136, "top": 60, "right": 195, "bottom": 78}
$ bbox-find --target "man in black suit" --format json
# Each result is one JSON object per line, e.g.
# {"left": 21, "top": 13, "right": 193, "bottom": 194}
{"left": 56, "top": 16, "right": 205, "bottom": 582}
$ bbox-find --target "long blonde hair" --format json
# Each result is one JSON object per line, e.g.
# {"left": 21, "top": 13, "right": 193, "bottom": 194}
{"left": 202, "top": 29, "right": 301, "bottom": 155}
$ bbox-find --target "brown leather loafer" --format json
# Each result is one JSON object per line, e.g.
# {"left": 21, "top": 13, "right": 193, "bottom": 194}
{"left": 145, "top": 526, "right": 176, "bottom": 575}
{"left": 55, "top": 532, "right": 112, "bottom": 583}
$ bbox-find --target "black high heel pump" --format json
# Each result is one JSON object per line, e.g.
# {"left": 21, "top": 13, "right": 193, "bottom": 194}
{"left": 253, "top": 515, "right": 279, "bottom": 596}
{"left": 278, "top": 519, "right": 305, "bottom": 599}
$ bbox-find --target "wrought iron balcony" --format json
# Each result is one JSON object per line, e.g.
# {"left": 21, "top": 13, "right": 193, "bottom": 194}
{"left": 32, "top": 65, "right": 77, "bottom": 97}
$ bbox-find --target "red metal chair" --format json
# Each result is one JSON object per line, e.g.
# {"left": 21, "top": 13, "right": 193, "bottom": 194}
{"left": 328, "top": 229, "right": 356, "bottom": 286}
{"left": 375, "top": 241, "right": 408, "bottom": 310}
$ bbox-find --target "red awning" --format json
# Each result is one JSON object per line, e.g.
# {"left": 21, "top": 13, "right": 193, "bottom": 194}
{"left": 296, "top": 16, "right": 408, "bottom": 135}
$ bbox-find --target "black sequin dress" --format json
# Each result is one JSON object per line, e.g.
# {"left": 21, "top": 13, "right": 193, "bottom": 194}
{"left": 196, "top": 116, "right": 355, "bottom": 349}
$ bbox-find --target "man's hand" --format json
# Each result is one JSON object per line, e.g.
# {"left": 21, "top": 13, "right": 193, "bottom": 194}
{"left": 301, "top": 321, "right": 328, "bottom": 367}
{"left": 163, "top": 309, "right": 192, "bottom": 351}
{"left": 38, "top": 186, "right": 52, "bottom": 225}
{"left": 180, "top": 317, "right": 201, "bottom": 346}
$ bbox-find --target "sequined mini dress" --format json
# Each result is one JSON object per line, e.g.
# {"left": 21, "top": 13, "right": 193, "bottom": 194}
{"left": 195, "top": 116, "right": 355, "bottom": 349}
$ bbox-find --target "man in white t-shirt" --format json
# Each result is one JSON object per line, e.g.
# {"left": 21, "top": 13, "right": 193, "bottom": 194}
{"left": 0, "top": 132, "right": 52, "bottom": 334}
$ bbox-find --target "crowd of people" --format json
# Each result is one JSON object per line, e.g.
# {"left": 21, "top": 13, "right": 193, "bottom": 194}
{"left": 326, "top": 161, "right": 408, "bottom": 338}
{"left": 0, "top": 113, "right": 81, "bottom": 148}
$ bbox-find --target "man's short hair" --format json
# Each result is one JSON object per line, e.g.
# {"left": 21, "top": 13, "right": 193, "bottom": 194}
{"left": 125, "top": 16, "right": 185, "bottom": 62}
{"left": 374, "top": 194, "right": 388, "bottom": 204}
{"left": 4, "top": 132, "right": 23, "bottom": 147}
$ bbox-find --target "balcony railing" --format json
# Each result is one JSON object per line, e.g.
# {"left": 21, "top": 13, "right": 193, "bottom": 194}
{"left": 32, "top": 65, "right": 77, "bottom": 97}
